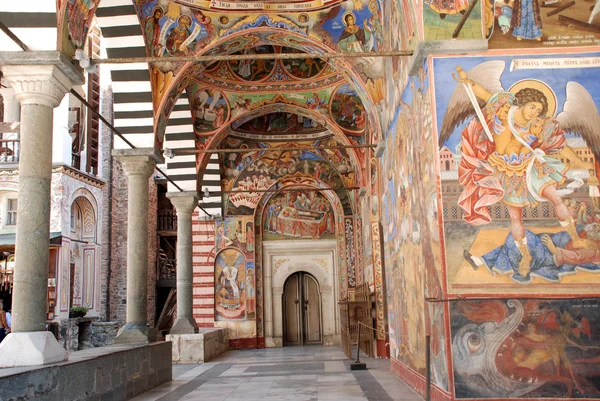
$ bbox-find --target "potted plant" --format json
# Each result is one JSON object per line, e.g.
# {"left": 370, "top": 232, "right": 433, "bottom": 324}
{"left": 69, "top": 306, "right": 88, "bottom": 319}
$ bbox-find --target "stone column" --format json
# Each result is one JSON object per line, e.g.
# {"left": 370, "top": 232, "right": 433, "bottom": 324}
{"left": 0, "top": 53, "right": 83, "bottom": 367}
{"left": 166, "top": 192, "right": 199, "bottom": 334}
{"left": 113, "top": 148, "right": 163, "bottom": 344}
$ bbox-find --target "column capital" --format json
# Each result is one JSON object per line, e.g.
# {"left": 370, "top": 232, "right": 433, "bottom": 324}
{"left": 0, "top": 51, "right": 84, "bottom": 108}
{"left": 113, "top": 148, "right": 164, "bottom": 178}
{"left": 167, "top": 191, "right": 199, "bottom": 214}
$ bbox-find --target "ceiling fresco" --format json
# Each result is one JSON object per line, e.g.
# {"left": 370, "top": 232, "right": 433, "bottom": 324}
{"left": 185, "top": 79, "right": 369, "bottom": 148}
{"left": 232, "top": 113, "right": 327, "bottom": 136}
{"left": 129, "top": 0, "right": 384, "bottom": 148}
{"left": 57, "top": 0, "right": 101, "bottom": 58}
{"left": 219, "top": 137, "right": 356, "bottom": 216}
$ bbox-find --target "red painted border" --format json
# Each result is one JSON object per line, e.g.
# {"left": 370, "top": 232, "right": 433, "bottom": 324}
{"left": 228, "top": 336, "right": 266, "bottom": 349}
{"left": 390, "top": 358, "right": 452, "bottom": 401}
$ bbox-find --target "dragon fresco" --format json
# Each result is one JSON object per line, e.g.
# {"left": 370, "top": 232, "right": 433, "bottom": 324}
{"left": 452, "top": 299, "right": 600, "bottom": 398}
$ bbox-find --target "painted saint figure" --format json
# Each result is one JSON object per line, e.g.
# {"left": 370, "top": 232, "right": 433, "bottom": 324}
{"left": 217, "top": 254, "right": 244, "bottom": 309}
{"left": 510, "top": 0, "right": 543, "bottom": 41}
{"left": 338, "top": 12, "right": 372, "bottom": 53}
{"left": 144, "top": 6, "right": 163, "bottom": 56}
{"left": 165, "top": 15, "right": 192, "bottom": 56}
{"left": 452, "top": 66, "right": 575, "bottom": 279}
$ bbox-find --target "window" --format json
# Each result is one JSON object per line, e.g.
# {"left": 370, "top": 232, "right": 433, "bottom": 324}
{"left": 6, "top": 198, "right": 17, "bottom": 226}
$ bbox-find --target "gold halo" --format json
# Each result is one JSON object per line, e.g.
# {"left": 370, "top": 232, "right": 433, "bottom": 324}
{"left": 342, "top": 12, "right": 356, "bottom": 27}
{"left": 178, "top": 14, "right": 192, "bottom": 28}
{"left": 152, "top": 6, "right": 164, "bottom": 17}
{"left": 508, "top": 79, "right": 557, "bottom": 117}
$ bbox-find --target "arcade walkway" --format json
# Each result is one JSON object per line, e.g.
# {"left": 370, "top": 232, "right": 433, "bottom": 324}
{"left": 132, "top": 346, "right": 422, "bottom": 401}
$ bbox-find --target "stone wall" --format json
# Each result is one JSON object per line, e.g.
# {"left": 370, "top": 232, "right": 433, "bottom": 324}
{"left": 0, "top": 342, "right": 172, "bottom": 401}
{"left": 58, "top": 318, "right": 79, "bottom": 352}
{"left": 91, "top": 321, "right": 119, "bottom": 348}
{"left": 109, "top": 158, "right": 128, "bottom": 323}
{"left": 100, "top": 86, "right": 114, "bottom": 321}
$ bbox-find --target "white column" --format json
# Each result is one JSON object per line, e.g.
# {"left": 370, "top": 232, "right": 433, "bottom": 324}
{"left": 0, "top": 53, "right": 83, "bottom": 367}
{"left": 167, "top": 192, "right": 199, "bottom": 334}
{"left": 113, "top": 148, "right": 163, "bottom": 344}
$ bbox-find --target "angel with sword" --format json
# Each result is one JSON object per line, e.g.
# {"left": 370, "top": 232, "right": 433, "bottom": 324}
{"left": 443, "top": 61, "right": 599, "bottom": 281}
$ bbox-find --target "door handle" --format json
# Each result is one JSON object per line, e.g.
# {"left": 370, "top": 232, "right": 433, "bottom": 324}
{"left": 295, "top": 299, "right": 299, "bottom": 304}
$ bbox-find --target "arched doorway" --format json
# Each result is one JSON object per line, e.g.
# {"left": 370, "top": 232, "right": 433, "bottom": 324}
{"left": 283, "top": 271, "right": 322, "bottom": 346}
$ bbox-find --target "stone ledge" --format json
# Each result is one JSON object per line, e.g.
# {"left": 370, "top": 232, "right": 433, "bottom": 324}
{"left": 167, "top": 328, "right": 229, "bottom": 364}
{"left": 0, "top": 342, "right": 172, "bottom": 401}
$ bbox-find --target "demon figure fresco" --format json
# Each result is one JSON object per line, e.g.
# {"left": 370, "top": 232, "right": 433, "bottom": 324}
{"left": 452, "top": 299, "right": 600, "bottom": 398}
{"left": 435, "top": 55, "right": 600, "bottom": 289}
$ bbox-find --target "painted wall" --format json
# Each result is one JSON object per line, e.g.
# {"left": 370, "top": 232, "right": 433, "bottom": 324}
{"left": 380, "top": 62, "right": 449, "bottom": 394}
{"left": 431, "top": 52, "right": 600, "bottom": 399}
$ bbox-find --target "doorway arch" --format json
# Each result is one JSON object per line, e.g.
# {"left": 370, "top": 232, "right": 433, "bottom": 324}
{"left": 283, "top": 271, "right": 322, "bottom": 346}
{"left": 263, "top": 239, "right": 339, "bottom": 347}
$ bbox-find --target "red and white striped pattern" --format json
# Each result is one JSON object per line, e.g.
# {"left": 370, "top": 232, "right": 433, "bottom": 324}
{"left": 192, "top": 212, "right": 216, "bottom": 327}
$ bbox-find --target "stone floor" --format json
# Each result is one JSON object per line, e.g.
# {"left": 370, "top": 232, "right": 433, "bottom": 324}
{"left": 131, "top": 345, "right": 423, "bottom": 401}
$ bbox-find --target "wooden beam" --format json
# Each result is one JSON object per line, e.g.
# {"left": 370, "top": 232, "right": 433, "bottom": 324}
{"left": 0, "top": 122, "right": 20, "bottom": 134}
{"left": 558, "top": 15, "right": 600, "bottom": 33}
{"left": 168, "top": 144, "right": 376, "bottom": 156}
{"left": 453, "top": 0, "right": 479, "bottom": 38}
{"left": 547, "top": 1, "right": 575, "bottom": 17}
{"left": 223, "top": 186, "right": 360, "bottom": 194}
{"left": 94, "top": 50, "right": 415, "bottom": 65}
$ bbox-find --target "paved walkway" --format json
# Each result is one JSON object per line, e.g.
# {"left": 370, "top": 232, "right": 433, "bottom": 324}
{"left": 132, "top": 346, "right": 423, "bottom": 401}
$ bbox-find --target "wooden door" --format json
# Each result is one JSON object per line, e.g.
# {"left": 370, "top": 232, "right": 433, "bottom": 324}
{"left": 283, "top": 274, "right": 301, "bottom": 345}
{"left": 283, "top": 272, "right": 322, "bottom": 345}
{"left": 303, "top": 273, "right": 322, "bottom": 344}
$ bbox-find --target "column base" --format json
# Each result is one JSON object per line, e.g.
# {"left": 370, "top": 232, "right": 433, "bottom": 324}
{"left": 170, "top": 317, "right": 199, "bottom": 335}
{"left": 0, "top": 331, "right": 68, "bottom": 368}
{"left": 114, "top": 323, "right": 157, "bottom": 344}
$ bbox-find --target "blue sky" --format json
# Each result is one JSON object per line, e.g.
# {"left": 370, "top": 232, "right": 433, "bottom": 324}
{"left": 432, "top": 53, "right": 600, "bottom": 151}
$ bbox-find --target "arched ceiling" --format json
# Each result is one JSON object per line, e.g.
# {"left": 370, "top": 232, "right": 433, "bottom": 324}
{"left": 30, "top": 0, "right": 387, "bottom": 216}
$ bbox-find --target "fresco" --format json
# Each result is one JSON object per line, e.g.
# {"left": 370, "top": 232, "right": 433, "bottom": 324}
{"left": 57, "top": 0, "right": 100, "bottom": 58}
{"left": 215, "top": 248, "right": 247, "bottom": 320}
{"left": 229, "top": 46, "right": 276, "bottom": 81}
{"left": 424, "top": 0, "right": 484, "bottom": 40}
{"left": 330, "top": 84, "right": 368, "bottom": 135}
{"left": 488, "top": 0, "right": 600, "bottom": 48}
{"left": 220, "top": 138, "right": 356, "bottom": 215}
{"left": 252, "top": 175, "right": 348, "bottom": 337}
{"left": 233, "top": 113, "right": 324, "bottom": 134}
{"left": 190, "top": 87, "right": 229, "bottom": 135}
{"left": 451, "top": 298, "right": 600, "bottom": 398}
{"left": 281, "top": 47, "right": 328, "bottom": 79}
{"left": 215, "top": 216, "right": 254, "bottom": 260}
{"left": 345, "top": 217, "right": 356, "bottom": 287}
{"left": 262, "top": 191, "right": 336, "bottom": 241}
{"left": 433, "top": 53, "right": 600, "bottom": 294}
{"left": 380, "top": 64, "right": 449, "bottom": 388}
{"left": 138, "top": 1, "right": 212, "bottom": 57}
